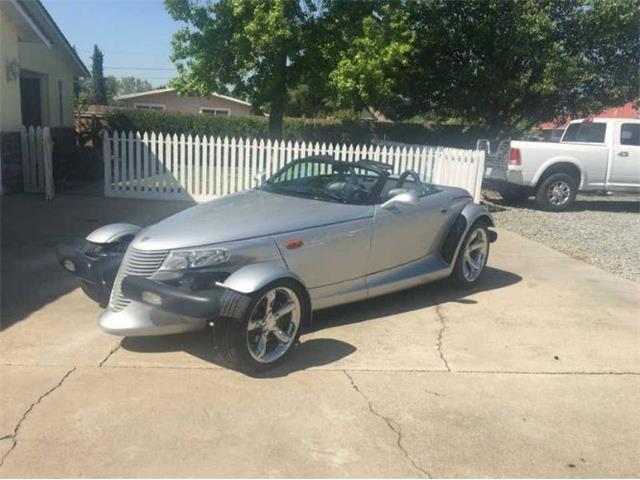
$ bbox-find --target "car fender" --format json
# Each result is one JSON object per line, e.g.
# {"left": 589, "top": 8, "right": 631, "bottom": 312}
{"left": 219, "top": 261, "right": 312, "bottom": 324}
{"left": 86, "top": 223, "right": 142, "bottom": 244}
{"left": 222, "top": 261, "right": 308, "bottom": 295}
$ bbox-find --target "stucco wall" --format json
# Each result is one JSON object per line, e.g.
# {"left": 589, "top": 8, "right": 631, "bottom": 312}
{"left": 117, "top": 91, "right": 254, "bottom": 116}
{"left": 19, "top": 41, "right": 75, "bottom": 127}
{"left": 0, "top": 11, "right": 22, "bottom": 131}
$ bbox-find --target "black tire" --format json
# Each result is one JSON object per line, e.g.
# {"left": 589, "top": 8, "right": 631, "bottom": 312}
{"left": 535, "top": 173, "right": 578, "bottom": 211}
{"left": 212, "top": 279, "right": 308, "bottom": 373}
{"left": 451, "top": 221, "right": 490, "bottom": 288}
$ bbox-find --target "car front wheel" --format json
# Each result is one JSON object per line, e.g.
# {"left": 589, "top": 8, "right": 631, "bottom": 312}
{"left": 213, "top": 280, "right": 306, "bottom": 372}
{"left": 451, "top": 222, "right": 490, "bottom": 288}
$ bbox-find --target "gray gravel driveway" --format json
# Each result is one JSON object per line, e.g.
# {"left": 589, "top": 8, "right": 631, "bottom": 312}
{"left": 483, "top": 190, "right": 640, "bottom": 283}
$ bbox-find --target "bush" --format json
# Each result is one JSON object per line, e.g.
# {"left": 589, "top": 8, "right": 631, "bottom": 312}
{"left": 104, "top": 109, "right": 494, "bottom": 149}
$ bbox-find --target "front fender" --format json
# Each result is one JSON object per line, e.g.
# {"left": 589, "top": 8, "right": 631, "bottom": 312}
{"left": 86, "top": 223, "right": 141, "bottom": 243}
{"left": 221, "top": 261, "right": 308, "bottom": 294}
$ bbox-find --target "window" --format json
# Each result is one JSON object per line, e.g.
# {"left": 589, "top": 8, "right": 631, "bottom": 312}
{"left": 620, "top": 123, "right": 640, "bottom": 146}
{"left": 134, "top": 103, "right": 165, "bottom": 111}
{"left": 562, "top": 122, "right": 607, "bottom": 143}
{"left": 199, "top": 107, "right": 230, "bottom": 116}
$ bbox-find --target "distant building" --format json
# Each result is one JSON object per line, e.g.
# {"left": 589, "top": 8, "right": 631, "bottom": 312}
{"left": 113, "top": 88, "right": 255, "bottom": 117}
{"left": 539, "top": 100, "right": 639, "bottom": 130}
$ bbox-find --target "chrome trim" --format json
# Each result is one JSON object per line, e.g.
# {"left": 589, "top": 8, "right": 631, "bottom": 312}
{"left": 109, "top": 247, "right": 169, "bottom": 312}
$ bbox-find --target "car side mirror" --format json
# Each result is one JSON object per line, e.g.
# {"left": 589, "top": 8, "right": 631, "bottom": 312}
{"left": 381, "top": 190, "right": 419, "bottom": 210}
{"left": 254, "top": 172, "right": 267, "bottom": 187}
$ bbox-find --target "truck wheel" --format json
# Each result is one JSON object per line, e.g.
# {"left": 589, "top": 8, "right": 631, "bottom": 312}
{"left": 451, "top": 221, "right": 490, "bottom": 288}
{"left": 535, "top": 173, "right": 577, "bottom": 211}
{"left": 213, "top": 280, "right": 307, "bottom": 373}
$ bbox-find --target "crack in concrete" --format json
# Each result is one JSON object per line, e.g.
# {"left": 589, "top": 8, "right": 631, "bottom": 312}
{"left": 435, "top": 305, "right": 451, "bottom": 372}
{"left": 0, "top": 367, "right": 76, "bottom": 468}
{"left": 344, "top": 370, "right": 432, "bottom": 478}
{"left": 98, "top": 342, "right": 122, "bottom": 367}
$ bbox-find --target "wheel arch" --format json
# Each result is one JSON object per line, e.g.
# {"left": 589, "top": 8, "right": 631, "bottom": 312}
{"left": 534, "top": 160, "right": 583, "bottom": 190}
{"left": 441, "top": 203, "right": 494, "bottom": 265}
{"left": 222, "top": 262, "right": 313, "bottom": 325}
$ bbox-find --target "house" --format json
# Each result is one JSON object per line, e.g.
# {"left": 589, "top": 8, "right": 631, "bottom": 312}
{"left": 0, "top": 0, "right": 89, "bottom": 193}
{"left": 538, "top": 100, "right": 639, "bottom": 131}
{"left": 113, "top": 88, "right": 255, "bottom": 117}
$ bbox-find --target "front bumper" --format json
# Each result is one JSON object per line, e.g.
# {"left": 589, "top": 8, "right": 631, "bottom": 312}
{"left": 99, "top": 275, "right": 250, "bottom": 337}
{"left": 99, "top": 301, "right": 209, "bottom": 336}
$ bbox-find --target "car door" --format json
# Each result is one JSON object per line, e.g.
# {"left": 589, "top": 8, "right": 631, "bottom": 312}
{"left": 367, "top": 186, "right": 456, "bottom": 274}
{"left": 608, "top": 122, "right": 640, "bottom": 192}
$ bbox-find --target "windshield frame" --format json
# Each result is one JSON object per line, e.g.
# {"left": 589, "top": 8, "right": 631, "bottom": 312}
{"left": 260, "top": 157, "right": 388, "bottom": 205}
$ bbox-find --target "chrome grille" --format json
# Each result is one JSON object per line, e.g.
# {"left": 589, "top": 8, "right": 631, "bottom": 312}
{"left": 109, "top": 247, "right": 169, "bottom": 312}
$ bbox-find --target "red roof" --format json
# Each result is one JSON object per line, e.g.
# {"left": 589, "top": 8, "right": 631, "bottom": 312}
{"left": 539, "top": 100, "right": 639, "bottom": 129}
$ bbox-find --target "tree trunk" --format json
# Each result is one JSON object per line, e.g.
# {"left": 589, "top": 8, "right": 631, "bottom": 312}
{"left": 268, "top": 50, "right": 288, "bottom": 139}
{"left": 268, "top": 100, "right": 285, "bottom": 139}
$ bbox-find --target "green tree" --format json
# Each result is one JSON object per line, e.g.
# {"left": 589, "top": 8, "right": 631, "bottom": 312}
{"left": 117, "top": 77, "right": 154, "bottom": 96}
{"left": 165, "top": 0, "right": 314, "bottom": 137}
{"left": 387, "top": 0, "right": 640, "bottom": 134}
{"left": 91, "top": 45, "right": 107, "bottom": 105}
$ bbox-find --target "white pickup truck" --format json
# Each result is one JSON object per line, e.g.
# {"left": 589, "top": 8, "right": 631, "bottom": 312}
{"left": 484, "top": 118, "right": 640, "bottom": 210}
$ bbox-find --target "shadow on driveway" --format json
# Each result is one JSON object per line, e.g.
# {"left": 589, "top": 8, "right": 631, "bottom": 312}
{"left": 0, "top": 194, "right": 193, "bottom": 330}
{"left": 121, "top": 266, "right": 522, "bottom": 377}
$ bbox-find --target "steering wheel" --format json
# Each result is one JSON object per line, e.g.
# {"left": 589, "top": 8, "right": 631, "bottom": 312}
{"left": 396, "top": 170, "right": 423, "bottom": 189}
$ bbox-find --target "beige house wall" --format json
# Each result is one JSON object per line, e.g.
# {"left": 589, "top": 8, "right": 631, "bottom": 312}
{"left": 0, "top": 11, "right": 22, "bottom": 131}
{"left": 19, "top": 41, "right": 76, "bottom": 127}
{"left": 117, "top": 91, "right": 253, "bottom": 116}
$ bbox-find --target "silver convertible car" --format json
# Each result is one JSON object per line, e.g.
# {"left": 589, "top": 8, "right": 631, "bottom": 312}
{"left": 58, "top": 156, "right": 496, "bottom": 371}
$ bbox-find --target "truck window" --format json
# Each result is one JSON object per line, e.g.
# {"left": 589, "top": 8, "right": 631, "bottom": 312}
{"left": 620, "top": 124, "right": 640, "bottom": 146}
{"left": 562, "top": 123, "right": 607, "bottom": 143}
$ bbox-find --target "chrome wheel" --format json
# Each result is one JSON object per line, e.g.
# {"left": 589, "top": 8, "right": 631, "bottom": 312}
{"left": 246, "top": 287, "right": 301, "bottom": 364}
{"left": 547, "top": 180, "right": 571, "bottom": 206}
{"left": 462, "top": 228, "right": 488, "bottom": 282}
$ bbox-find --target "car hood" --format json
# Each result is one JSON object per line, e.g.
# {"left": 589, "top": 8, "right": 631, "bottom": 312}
{"left": 133, "top": 190, "right": 374, "bottom": 251}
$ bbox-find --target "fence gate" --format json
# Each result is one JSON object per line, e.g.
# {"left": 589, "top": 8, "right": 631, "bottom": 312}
{"left": 21, "top": 126, "right": 54, "bottom": 198}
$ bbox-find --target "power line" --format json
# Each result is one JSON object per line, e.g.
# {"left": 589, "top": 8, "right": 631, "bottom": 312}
{"left": 104, "top": 66, "right": 176, "bottom": 71}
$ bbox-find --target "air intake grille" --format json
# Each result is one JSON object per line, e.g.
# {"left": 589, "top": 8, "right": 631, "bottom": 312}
{"left": 109, "top": 247, "right": 168, "bottom": 312}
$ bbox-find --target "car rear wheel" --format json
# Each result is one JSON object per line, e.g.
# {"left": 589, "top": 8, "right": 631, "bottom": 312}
{"left": 451, "top": 222, "right": 490, "bottom": 288}
{"left": 213, "top": 280, "right": 306, "bottom": 373}
{"left": 535, "top": 173, "right": 577, "bottom": 211}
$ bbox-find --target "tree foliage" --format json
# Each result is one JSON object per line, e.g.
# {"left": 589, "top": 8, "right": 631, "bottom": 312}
{"left": 165, "top": 0, "right": 639, "bottom": 137}
{"left": 165, "top": 0, "right": 314, "bottom": 137}
{"left": 388, "top": 0, "right": 640, "bottom": 134}
{"left": 91, "top": 45, "right": 107, "bottom": 105}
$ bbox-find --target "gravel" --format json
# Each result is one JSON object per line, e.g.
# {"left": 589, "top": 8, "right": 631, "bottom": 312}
{"left": 482, "top": 189, "right": 640, "bottom": 283}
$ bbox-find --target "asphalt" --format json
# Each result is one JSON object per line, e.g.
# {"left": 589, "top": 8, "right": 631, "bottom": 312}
{"left": 1, "top": 194, "right": 638, "bottom": 477}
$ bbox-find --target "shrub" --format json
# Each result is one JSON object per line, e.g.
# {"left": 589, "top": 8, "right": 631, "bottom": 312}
{"left": 103, "top": 109, "right": 494, "bottom": 149}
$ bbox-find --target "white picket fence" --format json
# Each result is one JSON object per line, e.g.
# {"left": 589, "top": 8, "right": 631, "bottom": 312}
{"left": 21, "top": 126, "right": 54, "bottom": 199}
{"left": 103, "top": 131, "right": 485, "bottom": 202}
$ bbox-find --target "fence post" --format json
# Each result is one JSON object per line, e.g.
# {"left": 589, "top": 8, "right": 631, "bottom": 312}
{"left": 42, "top": 128, "right": 54, "bottom": 200}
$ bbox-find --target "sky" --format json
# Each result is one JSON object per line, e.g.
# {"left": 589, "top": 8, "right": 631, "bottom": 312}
{"left": 42, "top": 0, "right": 181, "bottom": 87}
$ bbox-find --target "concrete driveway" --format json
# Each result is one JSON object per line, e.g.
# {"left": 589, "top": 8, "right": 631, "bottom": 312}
{"left": 1, "top": 194, "right": 638, "bottom": 477}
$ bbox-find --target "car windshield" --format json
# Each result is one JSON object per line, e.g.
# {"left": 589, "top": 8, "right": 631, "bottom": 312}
{"left": 261, "top": 159, "right": 383, "bottom": 205}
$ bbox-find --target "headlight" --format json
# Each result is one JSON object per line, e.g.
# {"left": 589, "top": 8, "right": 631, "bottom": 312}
{"left": 159, "top": 248, "right": 230, "bottom": 271}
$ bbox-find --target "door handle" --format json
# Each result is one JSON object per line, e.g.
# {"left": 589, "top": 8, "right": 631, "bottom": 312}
{"left": 618, "top": 151, "right": 629, "bottom": 157}
{"left": 440, "top": 208, "right": 448, "bottom": 214}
